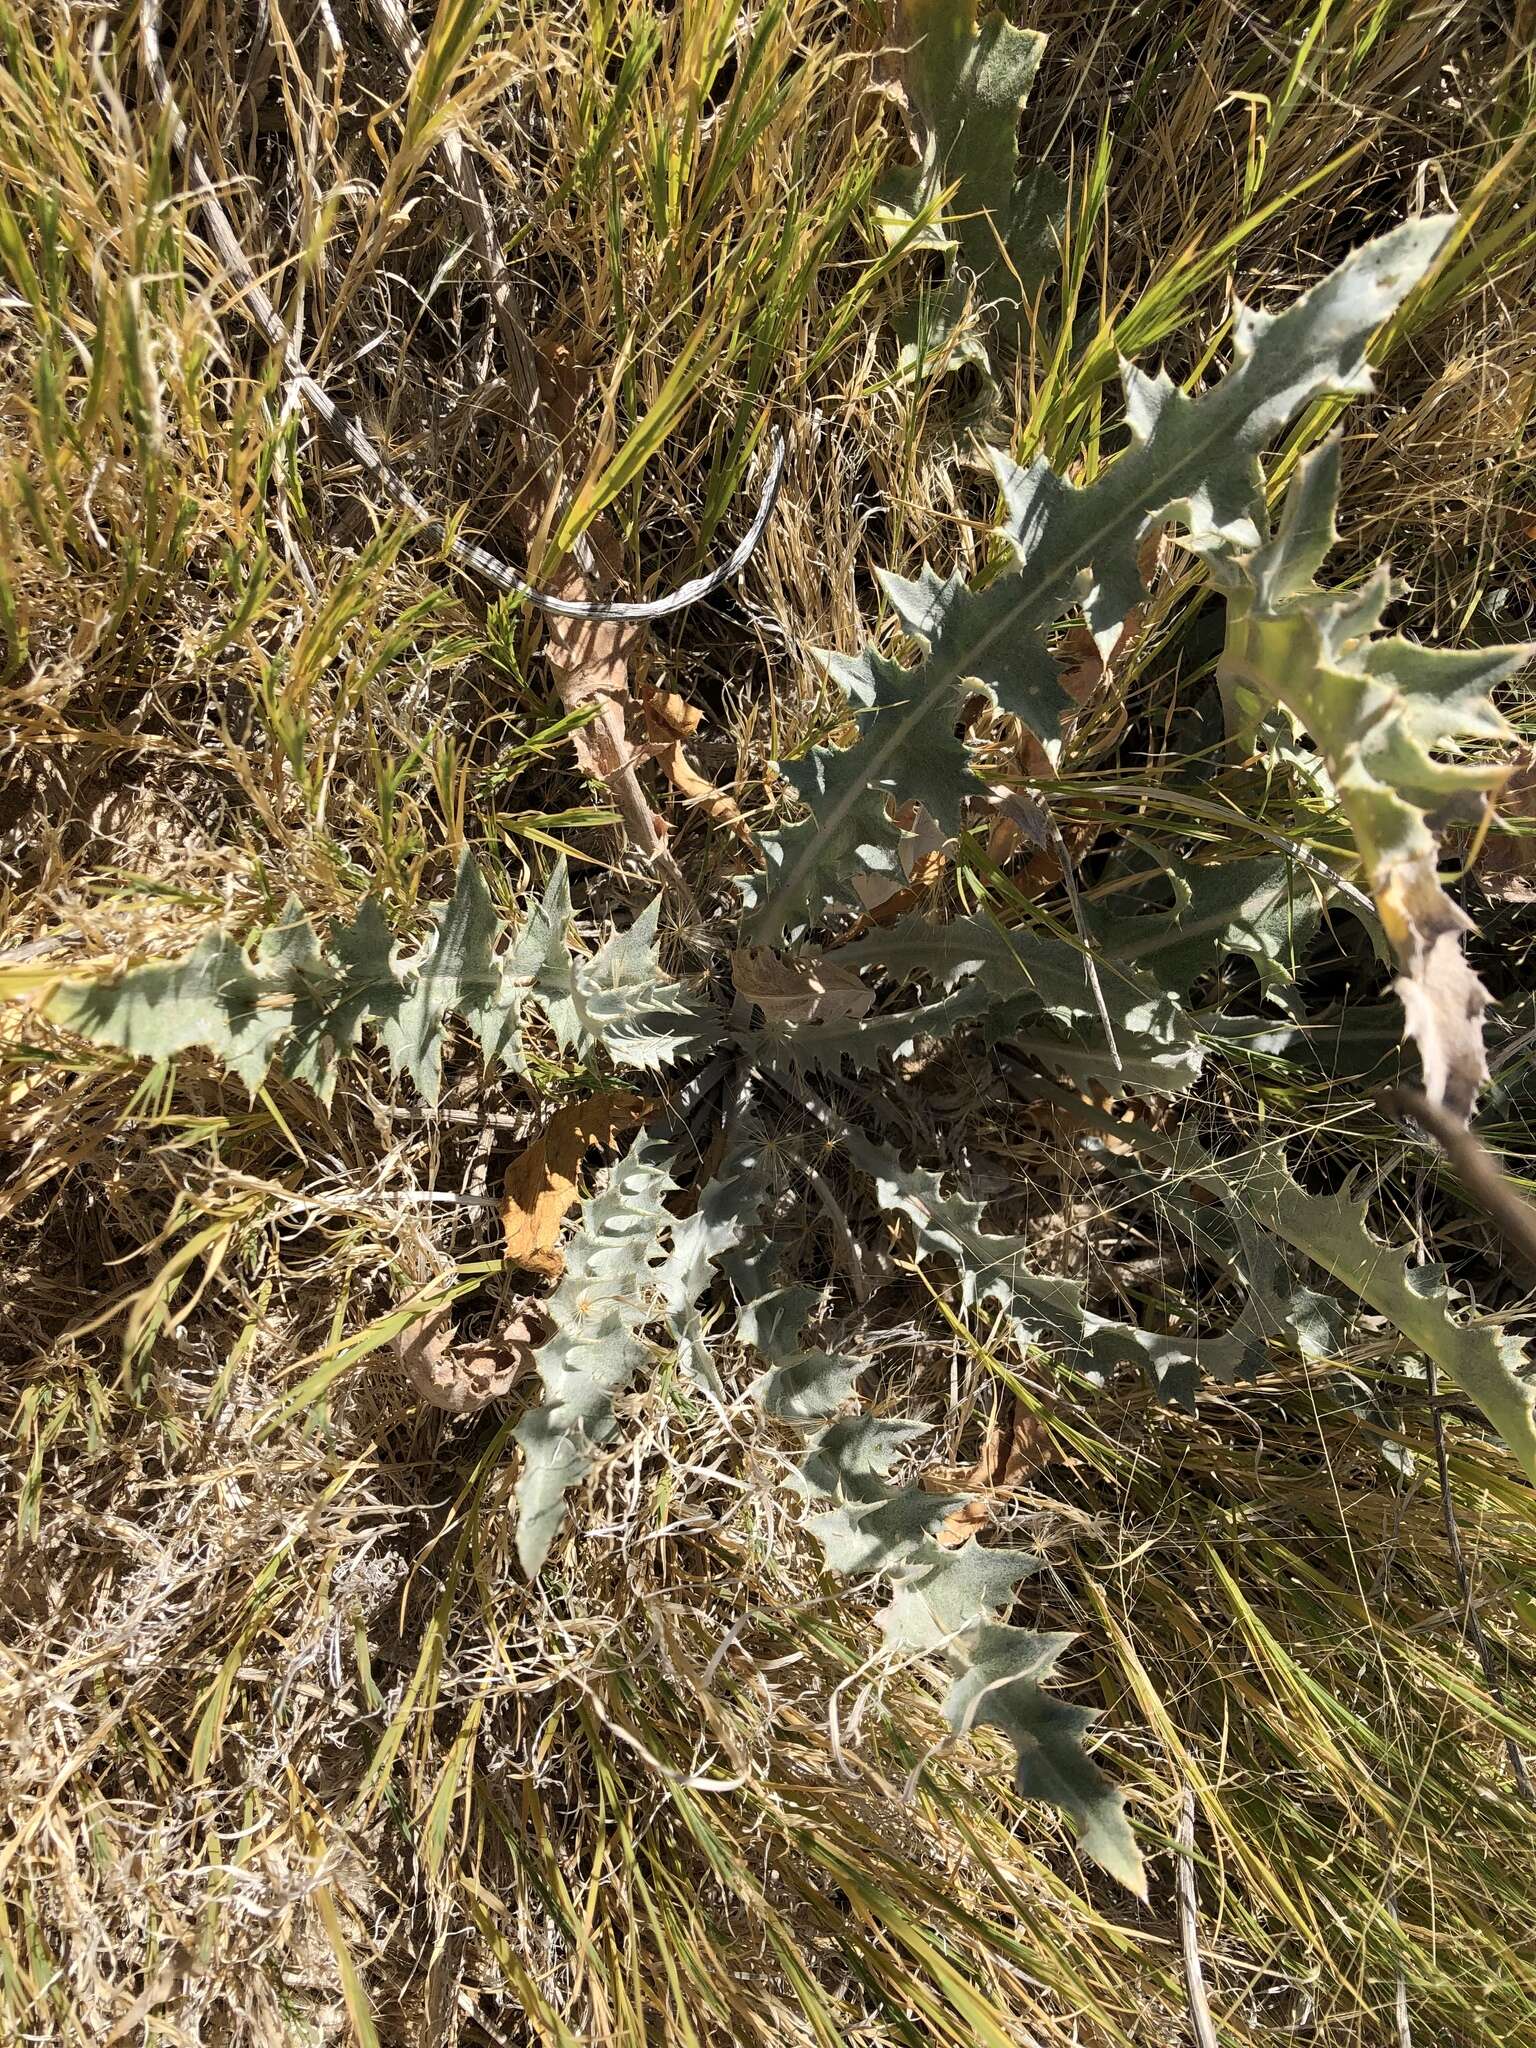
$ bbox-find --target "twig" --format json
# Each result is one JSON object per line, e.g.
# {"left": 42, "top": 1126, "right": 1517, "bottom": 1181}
{"left": 1175, "top": 1786, "right": 1220, "bottom": 2048}
{"left": 1423, "top": 1348, "right": 1536, "bottom": 1806}
{"left": 387, "top": 1105, "right": 531, "bottom": 1130}
{"left": 1380, "top": 1086, "right": 1536, "bottom": 1279}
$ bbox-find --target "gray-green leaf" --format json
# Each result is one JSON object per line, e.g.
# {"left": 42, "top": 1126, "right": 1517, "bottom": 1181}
{"left": 746, "top": 217, "right": 1455, "bottom": 941}
{"left": 513, "top": 1130, "right": 677, "bottom": 1576}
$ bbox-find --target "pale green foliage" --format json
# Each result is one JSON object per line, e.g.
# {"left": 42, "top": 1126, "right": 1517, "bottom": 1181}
{"left": 654, "top": 1130, "right": 765, "bottom": 1394}
{"left": 43, "top": 854, "right": 707, "bottom": 1104}
{"left": 513, "top": 1130, "right": 677, "bottom": 1575}
{"left": 733, "top": 1198, "right": 1144, "bottom": 1894}
{"left": 43, "top": 927, "right": 307, "bottom": 1098}
{"left": 748, "top": 854, "right": 1324, "bottom": 1095}
{"left": 1086, "top": 855, "right": 1327, "bottom": 1011}
{"left": 546, "top": 893, "right": 716, "bottom": 1074}
{"left": 1217, "top": 1137, "right": 1536, "bottom": 1486}
{"left": 880, "top": 0, "right": 1053, "bottom": 272}
{"left": 842, "top": 1126, "right": 1260, "bottom": 1400}
{"left": 745, "top": 218, "right": 1455, "bottom": 943}
{"left": 750, "top": 911, "right": 1198, "bottom": 1089}
{"left": 1042, "top": 1086, "right": 1536, "bottom": 1488}
{"left": 1204, "top": 436, "right": 1528, "bottom": 1120}
{"left": 877, "top": 0, "right": 1065, "bottom": 372}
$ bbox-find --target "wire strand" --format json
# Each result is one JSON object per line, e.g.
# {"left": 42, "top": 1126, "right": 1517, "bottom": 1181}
{"left": 136, "top": 0, "right": 786, "bottom": 622}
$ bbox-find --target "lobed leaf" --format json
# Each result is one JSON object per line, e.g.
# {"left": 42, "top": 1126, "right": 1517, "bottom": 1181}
{"left": 842, "top": 1125, "right": 1254, "bottom": 1400}
{"left": 42, "top": 856, "right": 707, "bottom": 1103}
{"left": 559, "top": 898, "right": 716, "bottom": 1072}
{"left": 733, "top": 1256, "right": 1145, "bottom": 1894}
{"left": 47, "top": 930, "right": 294, "bottom": 1098}
{"left": 378, "top": 856, "right": 538, "bottom": 1100}
{"left": 878, "top": 0, "right": 1066, "bottom": 368}
{"left": 744, "top": 867, "right": 1322, "bottom": 1094}
{"left": 1087, "top": 856, "right": 1328, "bottom": 1011}
{"left": 653, "top": 1122, "right": 770, "bottom": 1393}
{"left": 746, "top": 218, "right": 1456, "bottom": 942}
{"left": 1027, "top": 1082, "right": 1536, "bottom": 1486}
{"left": 1203, "top": 436, "right": 1527, "bottom": 1120}
{"left": 513, "top": 1130, "right": 677, "bottom": 1575}
{"left": 1221, "top": 1140, "right": 1536, "bottom": 1484}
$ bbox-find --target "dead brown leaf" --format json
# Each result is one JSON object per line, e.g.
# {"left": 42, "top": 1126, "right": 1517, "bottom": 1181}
{"left": 539, "top": 531, "right": 669, "bottom": 865}
{"left": 501, "top": 1090, "right": 650, "bottom": 1278}
{"left": 396, "top": 1305, "right": 543, "bottom": 1415}
{"left": 646, "top": 686, "right": 703, "bottom": 740}
{"left": 935, "top": 1400, "right": 1059, "bottom": 1545}
{"left": 1382, "top": 854, "right": 1493, "bottom": 1123}
{"left": 994, "top": 1408, "right": 1055, "bottom": 1486}
{"left": 515, "top": 351, "right": 681, "bottom": 885}
{"left": 732, "top": 944, "right": 875, "bottom": 1027}
{"left": 936, "top": 1497, "right": 992, "bottom": 1547}
{"left": 981, "top": 783, "right": 1048, "bottom": 872}
{"left": 847, "top": 802, "right": 950, "bottom": 927}
{"left": 642, "top": 683, "right": 755, "bottom": 845}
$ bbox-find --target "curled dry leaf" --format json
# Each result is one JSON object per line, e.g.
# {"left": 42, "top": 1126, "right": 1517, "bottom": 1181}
{"left": 515, "top": 350, "right": 682, "bottom": 888}
{"left": 397, "top": 1305, "right": 543, "bottom": 1415}
{"left": 501, "top": 1089, "right": 650, "bottom": 1278}
{"left": 732, "top": 944, "right": 875, "bottom": 1027}
{"left": 642, "top": 684, "right": 755, "bottom": 845}
{"left": 935, "top": 1399, "right": 1058, "bottom": 1545}
{"left": 1384, "top": 863, "right": 1491, "bottom": 1119}
{"left": 981, "top": 784, "right": 1043, "bottom": 874}
{"left": 935, "top": 1495, "right": 992, "bottom": 1546}
{"left": 850, "top": 802, "right": 950, "bottom": 923}
{"left": 539, "top": 539, "right": 664, "bottom": 862}
{"left": 648, "top": 685, "right": 704, "bottom": 741}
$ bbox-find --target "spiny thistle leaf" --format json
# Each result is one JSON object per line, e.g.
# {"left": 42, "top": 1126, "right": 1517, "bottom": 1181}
{"left": 746, "top": 217, "right": 1456, "bottom": 942}
{"left": 1087, "top": 856, "right": 1329, "bottom": 1011}
{"left": 841, "top": 1125, "right": 1251, "bottom": 1398}
{"left": 513, "top": 1130, "right": 677, "bottom": 1576}
{"left": 746, "top": 876, "right": 1318, "bottom": 1093}
{"left": 654, "top": 1125, "right": 768, "bottom": 1392}
{"left": 1219, "top": 1141, "right": 1536, "bottom": 1484}
{"left": 1035, "top": 1084, "right": 1536, "bottom": 1485}
{"left": 737, "top": 1268, "right": 1144, "bottom": 1894}
{"left": 1203, "top": 436, "right": 1527, "bottom": 1120}
{"left": 748, "top": 913, "right": 1164, "bottom": 1079}
{"left": 878, "top": 0, "right": 1066, "bottom": 365}
{"left": 944, "top": 1624, "right": 1140, "bottom": 1889}
{"left": 286, "top": 897, "right": 401, "bottom": 1096}
{"left": 46, "top": 930, "right": 294, "bottom": 1098}
{"left": 749, "top": 972, "right": 999, "bottom": 1073}
{"left": 559, "top": 899, "right": 715, "bottom": 1072}
{"left": 41, "top": 856, "right": 706, "bottom": 1103}
{"left": 378, "top": 855, "right": 536, "bottom": 1100}
{"left": 1087, "top": 1143, "right": 1345, "bottom": 1405}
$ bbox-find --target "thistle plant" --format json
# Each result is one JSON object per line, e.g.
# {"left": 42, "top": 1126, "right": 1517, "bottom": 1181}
{"left": 36, "top": 183, "right": 1536, "bottom": 1896}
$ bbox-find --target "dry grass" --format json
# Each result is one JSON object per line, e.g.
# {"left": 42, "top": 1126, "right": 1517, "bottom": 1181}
{"left": 1, "top": 0, "right": 1534, "bottom": 2042}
